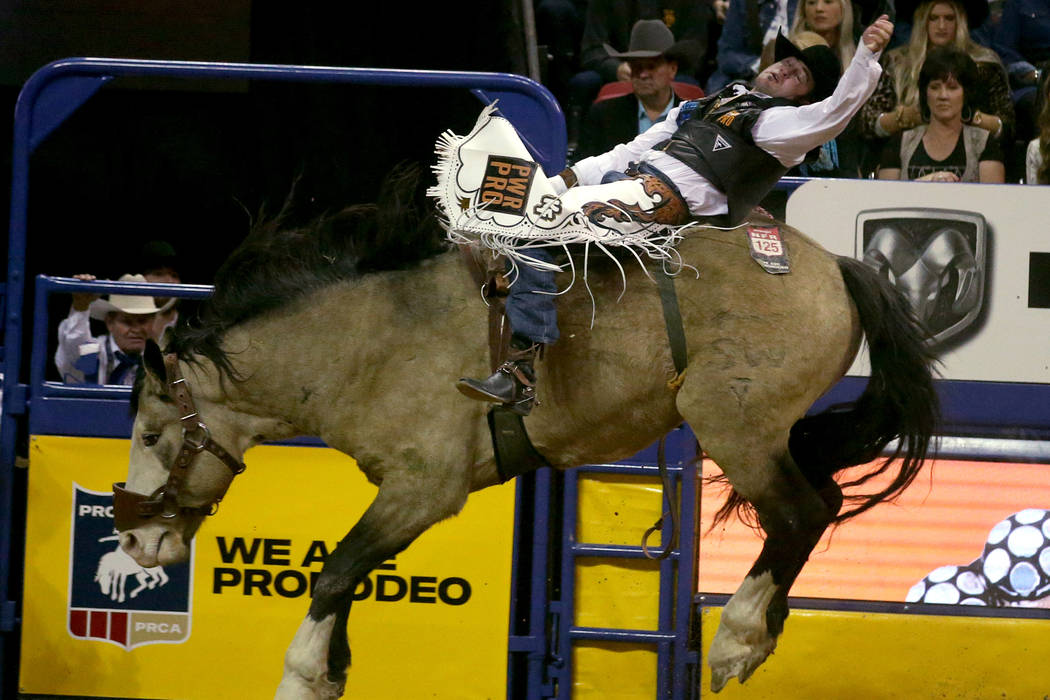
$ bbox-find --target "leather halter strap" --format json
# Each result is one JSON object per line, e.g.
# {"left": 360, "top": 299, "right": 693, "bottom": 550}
{"left": 112, "top": 353, "right": 246, "bottom": 532}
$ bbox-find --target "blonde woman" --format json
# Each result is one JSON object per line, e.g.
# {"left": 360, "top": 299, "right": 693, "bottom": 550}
{"left": 759, "top": 0, "right": 856, "bottom": 72}
{"left": 859, "top": 0, "right": 1013, "bottom": 148}
{"left": 791, "top": 0, "right": 857, "bottom": 67}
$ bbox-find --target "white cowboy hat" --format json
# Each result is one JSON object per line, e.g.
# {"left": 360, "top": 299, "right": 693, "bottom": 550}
{"left": 88, "top": 273, "right": 176, "bottom": 320}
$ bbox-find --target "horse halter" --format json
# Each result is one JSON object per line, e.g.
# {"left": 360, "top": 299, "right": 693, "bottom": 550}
{"left": 112, "top": 353, "right": 246, "bottom": 532}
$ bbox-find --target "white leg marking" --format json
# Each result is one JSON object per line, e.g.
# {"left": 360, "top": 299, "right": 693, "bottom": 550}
{"left": 708, "top": 571, "right": 779, "bottom": 693}
{"left": 275, "top": 614, "right": 345, "bottom": 700}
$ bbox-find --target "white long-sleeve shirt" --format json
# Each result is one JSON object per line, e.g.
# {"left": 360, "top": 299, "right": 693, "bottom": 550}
{"left": 55, "top": 308, "right": 127, "bottom": 385}
{"left": 567, "top": 42, "right": 885, "bottom": 217}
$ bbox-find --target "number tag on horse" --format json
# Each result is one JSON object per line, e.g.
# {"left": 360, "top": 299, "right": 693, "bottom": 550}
{"left": 746, "top": 225, "right": 790, "bottom": 274}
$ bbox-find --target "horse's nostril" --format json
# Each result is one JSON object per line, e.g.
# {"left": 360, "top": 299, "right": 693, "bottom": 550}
{"left": 119, "top": 531, "right": 138, "bottom": 554}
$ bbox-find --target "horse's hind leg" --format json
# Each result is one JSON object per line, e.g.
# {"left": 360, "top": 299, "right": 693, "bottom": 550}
{"left": 707, "top": 455, "right": 841, "bottom": 692}
{"left": 275, "top": 470, "right": 471, "bottom": 700}
{"left": 679, "top": 388, "right": 842, "bottom": 693}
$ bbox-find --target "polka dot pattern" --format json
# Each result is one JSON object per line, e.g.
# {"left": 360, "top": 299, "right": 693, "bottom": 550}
{"left": 909, "top": 510, "right": 1050, "bottom": 607}
{"left": 982, "top": 510, "right": 1050, "bottom": 603}
{"left": 907, "top": 560, "right": 986, "bottom": 605}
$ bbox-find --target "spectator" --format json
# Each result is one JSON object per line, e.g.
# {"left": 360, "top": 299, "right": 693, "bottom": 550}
{"left": 877, "top": 47, "right": 1006, "bottom": 181}
{"left": 858, "top": 0, "right": 1013, "bottom": 174}
{"left": 706, "top": 0, "right": 801, "bottom": 94}
{"left": 575, "top": 20, "right": 695, "bottom": 160}
{"left": 792, "top": 0, "right": 859, "bottom": 65}
{"left": 54, "top": 273, "right": 174, "bottom": 386}
{"left": 535, "top": 0, "right": 588, "bottom": 106}
{"left": 1025, "top": 69, "right": 1050, "bottom": 181}
{"left": 994, "top": 0, "right": 1050, "bottom": 145}
{"left": 566, "top": 1, "right": 712, "bottom": 153}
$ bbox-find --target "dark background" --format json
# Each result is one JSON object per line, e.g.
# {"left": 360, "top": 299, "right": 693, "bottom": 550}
{"left": 0, "top": 1, "right": 531, "bottom": 285}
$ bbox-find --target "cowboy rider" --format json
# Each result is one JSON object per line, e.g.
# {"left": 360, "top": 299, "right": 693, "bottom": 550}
{"left": 456, "top": 15, "right": 895, "bottom": 416}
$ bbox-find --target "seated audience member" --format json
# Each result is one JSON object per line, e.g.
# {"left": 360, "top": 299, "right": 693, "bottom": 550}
{"left": 994, "top": 0, "right": 1050, "bottom": 145}
{"left": 1026, "top": 70, "right": 1050, "bottom": 181}
{"left": 55, "top": 273, "right": 174, "bottom": 386}
{"left": 706, "top": 0, "right": 800, "bottom": 93}
{"left": 859, "top": 0, "right": 1013, "bottom": 174}
{"left": 139, "top": 239, "right": 182, "bottom": 337}
{"left": 535, "top": 0, "right": 588, "bottom": 105}
{"left": 877, "top": 47, "right": 1006, "bottom": 181}
{"left": 567, "top": 1, "right": 711, "bottom": 152}
{"left": 575, "top": 20, "right": 694, "bottom": 160}
{"left": 761, "top": 0, "right": 858, "bottom": 69}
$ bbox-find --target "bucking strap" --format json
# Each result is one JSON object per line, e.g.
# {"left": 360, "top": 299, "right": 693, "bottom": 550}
{"left": 654, "top": 268, "right": 689, "bottom": 387}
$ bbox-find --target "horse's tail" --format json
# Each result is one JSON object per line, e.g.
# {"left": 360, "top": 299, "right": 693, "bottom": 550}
{"left": 785, "top": 255, "right": 940, "bottom": 523}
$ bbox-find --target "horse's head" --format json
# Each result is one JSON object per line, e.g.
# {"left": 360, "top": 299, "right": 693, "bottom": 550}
{"left": 115, "top": 339, "right": 247, "bottom": 567}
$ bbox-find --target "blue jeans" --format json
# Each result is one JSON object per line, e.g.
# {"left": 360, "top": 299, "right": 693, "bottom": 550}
{"left": 505, "top": 248, "right": 560, "bottom": 345}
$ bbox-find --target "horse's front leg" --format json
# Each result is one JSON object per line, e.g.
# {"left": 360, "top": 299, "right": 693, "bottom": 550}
{"left": 708, "top": 472, "right": 842, "bottom": 692}
{"left": 274, "top": 470, "right": 471, "bottom": 699}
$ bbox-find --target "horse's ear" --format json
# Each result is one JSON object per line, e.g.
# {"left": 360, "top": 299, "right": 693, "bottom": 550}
{"left": 159, "top": 324, "right": 176, "bottom": 350}
{"left": 143, "top": 339, "right": 166, "bottom": 380}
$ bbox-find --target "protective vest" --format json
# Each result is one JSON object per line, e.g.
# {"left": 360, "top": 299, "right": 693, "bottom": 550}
{"left": 655, "top": 86, "right": 796, "bottom": 225}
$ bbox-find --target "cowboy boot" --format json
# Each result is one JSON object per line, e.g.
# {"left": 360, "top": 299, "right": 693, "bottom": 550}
{"left": 457, "top": 339, "right": 541, "bottom": 416}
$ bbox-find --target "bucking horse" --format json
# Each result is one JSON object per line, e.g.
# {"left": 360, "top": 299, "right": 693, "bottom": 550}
{"left": 112, "top": 163, "right": 938, "bottom": 697}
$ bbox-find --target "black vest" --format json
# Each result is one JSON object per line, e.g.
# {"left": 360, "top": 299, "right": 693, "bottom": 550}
{"left": 655, "top": 86, "right": 795, "bottom": 226}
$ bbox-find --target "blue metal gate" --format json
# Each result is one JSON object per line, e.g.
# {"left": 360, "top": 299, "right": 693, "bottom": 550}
{"left": 0, "top": 56, "right": 567, "bottom": 698}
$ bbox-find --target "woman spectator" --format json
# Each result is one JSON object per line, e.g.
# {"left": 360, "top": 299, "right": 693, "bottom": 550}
{"left": 859, "top": 0, "right": 1014, "bottom": 172}
{"left": 877, "top": 47, "right": 1006, "bottom": 181}
{"left": 1025, "top": 70, "right": 1050, "bottom": 182}
{"left": 792, "top": 0, "right": 858, "bottom": 65}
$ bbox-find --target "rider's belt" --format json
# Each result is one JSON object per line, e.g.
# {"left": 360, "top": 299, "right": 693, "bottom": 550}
{"left": 623, "top": 161, "right": 692, "bottom": 225}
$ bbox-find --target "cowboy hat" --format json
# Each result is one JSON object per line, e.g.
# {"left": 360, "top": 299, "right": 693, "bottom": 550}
{"left": 773, "top": 32, "right": 841, "bottom": 102}
{"left": 88, "top": 273, "right": 176, "bottom": 320}
{"left": 604, "top": 19, "right": 687, "bottom": 61}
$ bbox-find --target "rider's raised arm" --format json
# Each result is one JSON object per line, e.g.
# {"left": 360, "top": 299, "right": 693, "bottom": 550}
{"left": 752, "top": 15, "right": 892, "bottom": 167}
{"left": 752, "top": 41, "right": 884, "bottom": 167}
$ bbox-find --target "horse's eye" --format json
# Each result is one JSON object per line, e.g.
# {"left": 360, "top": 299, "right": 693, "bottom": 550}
{"left": 142, "top": 433, "right": 160, "bottom": 447}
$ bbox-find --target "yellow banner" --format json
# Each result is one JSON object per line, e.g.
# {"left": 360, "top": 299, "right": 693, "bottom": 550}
{"left": 21, "top": 435, "right": 515, "bottom": 699}
{"left": 698, "top": 606, "right": 1050, "bottom": 698}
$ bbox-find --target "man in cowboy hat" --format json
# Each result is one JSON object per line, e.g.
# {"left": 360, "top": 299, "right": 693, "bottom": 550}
{"left": 454, "top": 16, "right": 895, "bottom": 415}
{"left": 55, "top": 273, "right": 175, "bottom": 386}
{"left": 577, "top": 19, "right": 699, "bottom": 159}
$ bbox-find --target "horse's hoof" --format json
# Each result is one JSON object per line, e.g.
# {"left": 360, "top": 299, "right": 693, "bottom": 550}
{"left": 707, "top": 625, "right": 776, "bottom": 693}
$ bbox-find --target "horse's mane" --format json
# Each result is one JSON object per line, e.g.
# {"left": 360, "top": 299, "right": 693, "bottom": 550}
{"left": 168, "top": 161, "right": 449, "bottom": 379}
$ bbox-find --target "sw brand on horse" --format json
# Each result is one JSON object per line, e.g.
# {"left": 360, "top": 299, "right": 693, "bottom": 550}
{"left": 113, "top": 164, "right": 937, "bottom": 698}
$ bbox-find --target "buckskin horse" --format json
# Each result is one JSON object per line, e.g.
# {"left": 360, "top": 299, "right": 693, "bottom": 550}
{"left": 112, "top": 164, "right": 937, "bottom": 698}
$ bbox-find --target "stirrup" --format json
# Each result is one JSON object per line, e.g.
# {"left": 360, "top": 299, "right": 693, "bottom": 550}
{"left": 457, "top": 359, "right": 537, "bottom": 416}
